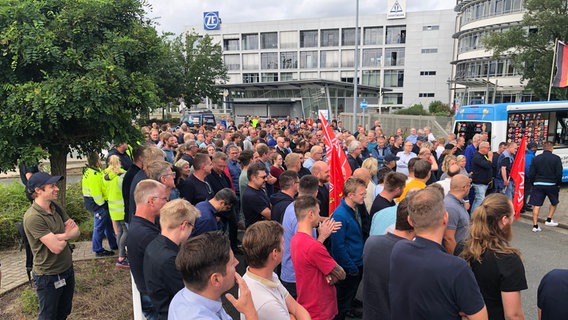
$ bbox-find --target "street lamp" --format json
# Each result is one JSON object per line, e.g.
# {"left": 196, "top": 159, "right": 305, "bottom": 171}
{"left": 352, "top": 0, "right": 360, "bottom": 132}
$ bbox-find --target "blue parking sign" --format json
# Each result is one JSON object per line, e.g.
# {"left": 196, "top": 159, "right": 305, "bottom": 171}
{"left": 360, "top": 101, "right": 368, "bottom": 109}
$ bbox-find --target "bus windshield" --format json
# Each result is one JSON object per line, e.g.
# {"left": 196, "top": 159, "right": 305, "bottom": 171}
{"left": 454, "top": 121, "right": 492, "bottom": 143}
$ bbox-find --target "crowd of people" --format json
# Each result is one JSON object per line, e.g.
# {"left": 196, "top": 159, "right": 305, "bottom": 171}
{"left": 19, "top": 114, "right": 568, "bottom": 320}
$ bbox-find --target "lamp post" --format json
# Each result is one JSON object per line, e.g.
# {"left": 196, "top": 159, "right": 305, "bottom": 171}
{"left": 352, "top": 0, "right": 359, "bottom": 132}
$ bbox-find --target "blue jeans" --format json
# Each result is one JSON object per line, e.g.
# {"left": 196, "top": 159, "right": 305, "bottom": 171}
{"left": 141, "top": 294, "right": 158, "bottom": 320}
{"left": 504, "top": 181, "right": 515, "bottom": 199}
{"left": 92, "top": 207, "right": 118, "bottom": 253}
{"left": 33, "top": 267, "right": 75, "bottom": 320}
{"left": 471, "top": 183, "right": 488, "bottom": 214}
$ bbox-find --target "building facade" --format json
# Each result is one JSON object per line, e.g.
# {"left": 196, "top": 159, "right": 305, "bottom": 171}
{"left": 452, "top": 0, "right": 534, "bottom": 106}
{"left": 191, "top": 9, "right": 455, "bottom": 120}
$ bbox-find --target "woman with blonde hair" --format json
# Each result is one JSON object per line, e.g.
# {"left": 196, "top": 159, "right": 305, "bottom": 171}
{"left": 456, "top": 154, "right": 469, "bottom": 176}
{"left": 460, "top": 193, "right": 527, "bottom": 320}
{"left": 438, "top": 155, "right": 457, "bottom": 180}
{"left": 362, "top": 157, "right": 379, "bottom": 213}
{"left": 103, "top": 155, "right": 128, "bottom": 268}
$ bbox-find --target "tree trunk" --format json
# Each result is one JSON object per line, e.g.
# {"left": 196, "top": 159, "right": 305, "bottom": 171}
{"left": 49, "top": 147, "right": 68, "bottom": 208}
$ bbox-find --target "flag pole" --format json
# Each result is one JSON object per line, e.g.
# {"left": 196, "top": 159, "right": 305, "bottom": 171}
{"left": 548, "top": 38, "right": 559, "bottom": 101}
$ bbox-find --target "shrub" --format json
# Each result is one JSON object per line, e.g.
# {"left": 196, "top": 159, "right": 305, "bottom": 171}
{"left": 19, "top": 287, "right": 39, "bottom": 317}
{"left": 395, "top": 103, "right": 429, "bottom": 115}
{"left": 428, "top": 100, "right": 452, "bottom": 116}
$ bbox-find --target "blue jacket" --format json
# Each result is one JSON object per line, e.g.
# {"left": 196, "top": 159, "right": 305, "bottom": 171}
{"left": 331, "top": 198, "right": 363, "bottom": 273}
{"left": 525, "top": 149, "right": 535, "bottom": 174}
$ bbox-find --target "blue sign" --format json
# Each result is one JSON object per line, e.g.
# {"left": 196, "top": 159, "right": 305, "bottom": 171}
{"left": 203, "top": 12, "right": 221, "bottom": 30}
{"left": 360, "top": 101, "right": 368, "bottom": 109}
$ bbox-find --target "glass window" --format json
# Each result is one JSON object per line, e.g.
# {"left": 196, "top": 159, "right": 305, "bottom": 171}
{"left": 342, "top": 28, "right": 360, "bottom": 46}
{"left": 280, "top": 52, "right": 298, "bottom": 69}
{"left": 421, "top": 48, "right": 438, "bottom": 54}
{"left": 420, "top": 71, "right": 436, "bottom": 76}
{"left": 385, "top": 48, "right": 405, "bottom": 66}
{"left": 300, "top": 30, "right": 318, "bottom": 48}
{"left": 362, "top": 49, "right": 382, "bottom": 67}
{"left": 300, "top": 51, "right": 318, "bottom": 68}
{"left": 321, "top": 29, "right": 339, "bottom": 47}
{"left": 362, "top": 70, "right": 380, "bottom": 86}
{"left": 223, "top": 39, "right": 239, "bottom": 51}
{"left": 260, "top": 32, "right": 278, "bottom": 49}
{"left": 385, "top": 26, "right": 406, "bottom": 44}
{"left": 419, "top": 93, "right": 435, "bottom": 97}
{"left": 280, "top": 31, "right": 298, "bottom": 49}
{"left": 224, "top": 54, "right": 240, "bottom": 71}
{"left": 242, "top": 34, "right": 258, "bottom": 50}
{"left": 423, "top": 25, "right": 440, "bottom": 31}
{"left": 261, "top": 52, "right": 278, "bottom": 69}
{"left": 320, "top": 50, "right": 339, "bottom": 68}
{"left": 342, "top": 50, "right": 354, "bottom": 68}
{"left": 383, "top": 93, "right": 403, "bottom": 104}
{"left": 261, "top": 73, "right": 278, "bottom": 82}
{"left": 242, "top": 53, "right": 259, "bottom": 70}
{"left": 363, "top": 27, "right": 383, "bottom": 45}
{"left": 242, "top": 73, "right": 259, "bottom": 83}
{"left": 384, "top": 70, "right": 404, "bottom": 87}
{"left": 280, "top": 72, "right": 297, "bottom": 81}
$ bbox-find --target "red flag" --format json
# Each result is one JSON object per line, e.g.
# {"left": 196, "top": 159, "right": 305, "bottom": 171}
{"left": 510, "top": 137, "right": 527, "bottom": 219}
{"left": 553, "top": 41, "right": 568, "bottom": 88}
{"left": 319, "top": 112, "right": 352, "bottom": 215}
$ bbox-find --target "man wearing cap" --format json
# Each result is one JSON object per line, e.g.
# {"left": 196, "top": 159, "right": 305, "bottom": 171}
{"left": 23, "top": 172, "right": 80, "bottom": 319}
{"left": 383, "top": 154, "right": 399, "bottom": 171}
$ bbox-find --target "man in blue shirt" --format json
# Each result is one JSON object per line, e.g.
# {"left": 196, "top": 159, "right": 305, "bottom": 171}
{"left": 168, "top": 232, "right": 257, "bottom": 320}
{"left": 193, "top": 188, "right": 237, "bottom": 237}
{"left": 390, "top": 187, "right": 487, "bottom": 320}
{"left": 330, "top": 177, "right": 367, "bottom": 320}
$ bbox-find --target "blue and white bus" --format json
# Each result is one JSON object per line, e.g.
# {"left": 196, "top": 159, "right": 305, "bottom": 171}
{"left": 454, "top": 100, "right": 568, "bottom": 182}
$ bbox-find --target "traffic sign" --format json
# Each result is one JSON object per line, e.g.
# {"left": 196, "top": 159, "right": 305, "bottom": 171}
{"left": 360, "top": 101, "right": 368, "bottom": 109}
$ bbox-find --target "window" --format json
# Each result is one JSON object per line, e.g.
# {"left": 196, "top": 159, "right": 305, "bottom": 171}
{"left": 223, "top": 39, "right": 239, "bottom": 51}
{"left": 386, "top": 26, "right": 406, "bottom": 44}
{"left": 421, "top": 48, "right": 438, "bottom": 54}
{"left": 300, "top": 30, "right": 318, "bottom": 48}
{"left": 300, "top": 72, "right": 318, "bottom": 80}
{"left": 342, "top": 50, "right": 354, "bottom": 68}
{"left": 261, "top": 73, "right": 278, "bottom": 82}
{"left": 383, "top": 93, "right": 403, "bottom": 104}
{"left": 242, "top": 53, "right": 259, "bottom": 70}
{"left": 364, "top": 27, "right": 383, "bottom": 45}
{"left": 280, "top": 31, "right": 298, "bottom": 49}
{"left": 261, "top": 53, "right": 278, "bottom": 69}
{"left": 320, "top": 51, "right": 339, "bottom": 68}
{"left": 342, "top": 28, "right": 360, "bottom": 46}
{"left": 242, "top": 34, "right": 258, "bottom": 50}
{"left": 280, "top": 52, "right": 298, "bottom": 69}
{"left": 260, "top": 32, "right": 278, "bottom": 49}
{"left": 362, "top": 49, "right": 382, "bottom": 67}
{"left": 419, "top": 93, "right": 435, "bottom": 97}
{"left": 321, "top": 29, "right": 339, "bottom": 47}
{"left": 362, "top": 70, "right": 380, "bottom": 86}
{"left": 420, "top": 71, "right": 437, "bottom": 76}
{"left": 384, "top": 70, "right": 404, "bottom": 87}
{"left": 300, "top": 51, "right": 318, "bottom": 68}
{"left": 242, "top": 73, "right": 259, "bottom": 83}
{"left": 385, "top": 48, "right": 405, "bottom": 66}
{"left": 422, "top": 25, "right": 439, "bottom": 31}
{"left": 280, "top": 72, "right": 297, "bottom": 81}
{"left": 224, "top": 55, "right": 240, "bottom": 71}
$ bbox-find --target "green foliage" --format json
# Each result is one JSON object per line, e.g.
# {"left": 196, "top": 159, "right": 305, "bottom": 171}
{"left": 428, "top": 100, "right": 452, "bottom": 116}
{"left": 156, "top": 31, "right": 228, "bottom": 107}
{"left": 19, "top": 287, "right": 39, "bottom": 316}
{"left": 0, "top": 181, "right": 91, "bottom": 249}
{"left": 395, "top": 103, "right": 428, "bottom": 115}
{"left": 483, "top": 0, "right": 568, "bottom": 100}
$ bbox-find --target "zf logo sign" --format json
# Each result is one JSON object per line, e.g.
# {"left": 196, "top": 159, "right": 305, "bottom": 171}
{"left": 203, "top": 11, "right": 221, "bottom": 30}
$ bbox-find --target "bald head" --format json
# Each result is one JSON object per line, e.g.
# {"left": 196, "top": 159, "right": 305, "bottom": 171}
{"left": 449, "top": 174, "right": 470, "bottom": 197}
{"left": 447, "top": 164, "right": 461, "bottom": 178}
{"left": 353, "top": 168, "right": 371, "bottom": 185}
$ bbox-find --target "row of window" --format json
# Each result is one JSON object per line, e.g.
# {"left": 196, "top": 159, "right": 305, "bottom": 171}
{"left": 455, "top": 58, "right": 519, "bottom": 80}
{"left": 222, "top": 25, "right": 414, "bottom": 51}
{"left": 457, "top": 26, "right": 512, "bottom": 54}
{"left": 238, "top": 70, "right": 405, "bottom": 88}
{"left": 224, "top": 48, "right": 410, "bottom": 70}
{"left": 460, "top": 0, "right": 524, "bottom": 26}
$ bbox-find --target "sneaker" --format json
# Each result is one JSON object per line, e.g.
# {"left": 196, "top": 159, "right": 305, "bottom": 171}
{"left": 545, "top": 220, "right": 559, "bottom": 227}
{"left": 116, "top": 258, "right": 130, "bottom": 269}
{"left": 532, "top": 226, "right": 542, "bottom": 232}
{"left": 95, "top": 249, "right": 115, "bottom": 257}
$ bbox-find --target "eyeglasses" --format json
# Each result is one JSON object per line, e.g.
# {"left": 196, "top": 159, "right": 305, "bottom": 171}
{"left": 258, "top": 174, "right": 268, "bottom": 180}
{"left": 163, "top": 172, "right": 176, "bottom": 178}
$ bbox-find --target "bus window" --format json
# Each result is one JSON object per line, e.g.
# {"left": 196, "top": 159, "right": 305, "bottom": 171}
{"left": 454, "top": 121, "right": 492, "bottom": 144}
{"left": 508, "top": 112, "right": 550, "bottom": 148}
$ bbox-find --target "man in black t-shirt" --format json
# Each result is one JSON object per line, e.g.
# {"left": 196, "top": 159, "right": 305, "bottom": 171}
{"left": 311, "top": 161, "right": 330, "bottom": 217}
{"left": 179, "top": 153, "right": 214, "bottom": 205}
{"left": 369, "top": 172, "right": 406, "bottom": 218}
{"left": 242, "top": 162, "right": 271, "bottom": 228}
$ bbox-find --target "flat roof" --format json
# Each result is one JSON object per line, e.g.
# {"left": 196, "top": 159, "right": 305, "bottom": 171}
{"left": 215, "top": 79, "right": 389, "bottom": 96}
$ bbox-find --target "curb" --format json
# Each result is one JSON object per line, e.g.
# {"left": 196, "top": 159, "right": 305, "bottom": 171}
{"left": 519, "top": 212, "right": 568, "bottom": 230}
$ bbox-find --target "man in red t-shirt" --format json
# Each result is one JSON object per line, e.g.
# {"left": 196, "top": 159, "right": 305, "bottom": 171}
{"left": 291, "top": 196, "right": 346, "bottom": 320}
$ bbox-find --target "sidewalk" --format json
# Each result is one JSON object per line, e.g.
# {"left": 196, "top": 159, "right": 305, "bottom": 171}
{"left": 518, "top": 185, "right": 568, "bottom": 229}
{"left": 0, "top": 241, "right": 105, "bottom": 296}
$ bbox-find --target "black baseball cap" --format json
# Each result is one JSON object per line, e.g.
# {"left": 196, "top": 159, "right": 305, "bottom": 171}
{"left": 384, "top": 154, "right": 400, "bottom": 162}
{"left": 27, "top": 172, "right": 63, "bottom": 191}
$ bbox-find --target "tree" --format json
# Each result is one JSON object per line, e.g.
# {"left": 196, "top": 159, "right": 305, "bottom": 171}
{"left": 0, "top": 0, "right": 164, "bottom": 204}
{"left": 483, "top": 0, "right": 568, "bottom": 100}
{"left": 156, "top": 31, "right": 228, "bottom": 108}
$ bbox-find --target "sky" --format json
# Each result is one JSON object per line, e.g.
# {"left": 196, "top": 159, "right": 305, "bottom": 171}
{"left": 145, "top": 0, "right": 456, "bottom": 35}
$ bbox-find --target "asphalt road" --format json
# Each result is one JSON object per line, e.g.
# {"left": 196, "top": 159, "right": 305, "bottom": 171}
{"left": 512, "top": 217, "right": 568, "bottom": 318}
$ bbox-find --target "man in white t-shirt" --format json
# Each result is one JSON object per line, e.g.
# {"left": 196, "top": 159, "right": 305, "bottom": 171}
{"left": 241, "top": 221, "right": 310, "bottom": 320}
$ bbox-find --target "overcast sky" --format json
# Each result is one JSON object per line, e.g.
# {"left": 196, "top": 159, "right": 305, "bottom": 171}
{"left": 145, "top": 0, "right": 455, "bottom": 35}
